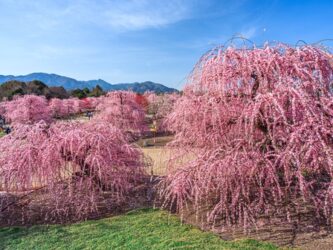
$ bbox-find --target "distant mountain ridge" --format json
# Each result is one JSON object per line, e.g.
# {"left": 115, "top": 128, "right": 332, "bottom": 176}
{"left": 0, "top": 73, "right": 178, "bottom": 94}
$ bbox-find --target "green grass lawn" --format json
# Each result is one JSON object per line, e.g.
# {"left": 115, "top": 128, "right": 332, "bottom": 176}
{"left": 0, "top": 209, "right": 279, "bottom": 250}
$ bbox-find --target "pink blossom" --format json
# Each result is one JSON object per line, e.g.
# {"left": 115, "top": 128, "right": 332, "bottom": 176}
{"left": 0, "top": 120, "right": 146, "bottom": 221}
{"left": 161, "top": 44, "right": 333, "bottom": 229}
{"left": 4, "top": 95, "right": 52, "bottom": 125}
{"left": 95, "top": 91, "right": 146, "bottom": 136}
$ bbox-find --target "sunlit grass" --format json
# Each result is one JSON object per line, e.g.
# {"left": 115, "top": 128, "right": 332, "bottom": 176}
{"left": 0, "top": 209, "right": 280, "bottom": 250}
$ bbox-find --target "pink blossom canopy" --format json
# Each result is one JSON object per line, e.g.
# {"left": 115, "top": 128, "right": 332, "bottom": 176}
{"left": 161, "top": 44, "right": 333, "bottom": 229}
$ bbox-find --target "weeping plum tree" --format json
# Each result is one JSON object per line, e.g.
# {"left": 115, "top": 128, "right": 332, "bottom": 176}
{"left": 161, "top": 44, "right": 333, "bottom": 229}
{"left": 4, "top": 95, "right": 52, "bottom": 125}
{"left": 49, "top": 97, "right": 91, "bottom": 119}
{"left": 146, "top": 93, "right": 179, "bottom": 119}
{"left": 79, "top": 98, "right": 93, "bottom": 112}
{"left": 135, "top": 94, "right": 149, "bottom": 111}
{"left": 0, "top": 101, "right": 7, "bottom": 117}
{"left": 156, "top": 93, "right": 180, "bottom": 121}
{"left": 86, "top": 97, "right": 100, "bottom": 110}
{"left": 144, "top": 91, "right": 159, "bottom": 115}
{"left": 64, "top": 97, "right": 82, "bottom": 115}
{"left": 77, "top": 97, "right": 101, "bottom": 113}
{"left": 0, "top": 121, "right": 146, "bottom": 222}
{"left": 95, "top": 91, "right": 146, "bottom": 137}
{"left": 49, "top": 98, "right": 68, "bottom": 118}
{"left": 144, "top": 92, "right": 179, "bottom": 132}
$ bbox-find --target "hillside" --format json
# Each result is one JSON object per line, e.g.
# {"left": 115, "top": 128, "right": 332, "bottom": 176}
{"left": 0, "top": 73, "right": 178, "bottom": 93}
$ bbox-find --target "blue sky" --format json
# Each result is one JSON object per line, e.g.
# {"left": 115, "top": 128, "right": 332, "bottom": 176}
{"left": 0, "top": 0, "right": 332, "bottom": 89}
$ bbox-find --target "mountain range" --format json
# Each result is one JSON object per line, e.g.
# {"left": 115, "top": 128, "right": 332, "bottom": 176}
{"left": 0, "top": 73, "right": 178, "bottom": 94}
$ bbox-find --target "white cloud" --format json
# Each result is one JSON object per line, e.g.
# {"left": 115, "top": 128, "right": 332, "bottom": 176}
{"left": 100, "top": 0, "right": 194, "bottom": 30}
{"left": 0, "top": 0, "right": 198, "bottom": 32}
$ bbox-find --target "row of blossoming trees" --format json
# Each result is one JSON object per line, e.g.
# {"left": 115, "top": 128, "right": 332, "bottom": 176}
{"left": 0, "top": 91, "right": 179, "bottom": 225}
{"left": 1, "top": 43, "right": 332, "bottom": 232}
{"left": 0, "top": 92, "right": 177, "bottom": 128}
{"left": 0, "top": 90, "right": 178, "bottom": 223}
{"left": 0, "top": 96, "right": 99, "bottom": 124}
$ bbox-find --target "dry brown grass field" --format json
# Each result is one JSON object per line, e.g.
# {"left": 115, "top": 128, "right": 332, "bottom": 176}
{"left": 136, "top": 135, "right": 173, "bottom": 176}
{"left": 137, "top": 135, "right": 197, "bottom": 176}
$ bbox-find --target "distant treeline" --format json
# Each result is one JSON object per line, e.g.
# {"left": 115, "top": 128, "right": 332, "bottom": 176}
{"left": 0, "top": 80, "right": 105, "bottom": 100}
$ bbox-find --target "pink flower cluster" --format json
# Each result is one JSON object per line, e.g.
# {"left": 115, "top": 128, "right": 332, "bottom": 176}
{"left": 3, "top": 95, "right": 52, "bottom": 125}
{"left": 0, "top": 91, "right": 148, "bottom": 222}
{"left": 161, "top": 44, "right": 333, "bottom": 229}
{"left": 0, "top": 120, "right": 145, "bottom": 221}
{"left": 95, "top": 91, "right": 147, "bottom": 136}
{"left": 1, "top": 95, "right": 102, "bottom": 125}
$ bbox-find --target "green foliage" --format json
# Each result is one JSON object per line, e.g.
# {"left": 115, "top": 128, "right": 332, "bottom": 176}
{"left": 89, "top": 84, "right": 105, "bottom": 97}
{"left": 26, "top": 80, "right": 49, "bottom": 96}
{"left": 71, "top": 85, "right": 105, "bottom": 98}
{"left": 48, "top": 86, "right": 69, "bottom": 99}
{"left": 70, "top": 88, "right": 88, "bottom": 99}
{"left": 0, "top": 209, "right": 279, "bottom": 250}
{"left": 9, "top": 88, "right": 25, "bottom": 98}
{"left": 83, "top": 87, "right": 90, "bottom": 94}
{"left": 0, "top": 80, "right": 69, "bottom": 100}
{"left": 0, "top": 80, "right": 26, "bottom": 100}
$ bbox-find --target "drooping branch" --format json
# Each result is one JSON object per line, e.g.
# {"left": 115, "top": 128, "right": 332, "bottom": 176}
{"left": 0, "top": 121, "right": 147, "bottom": 222}
{"left": 161, "top": 44, "right": 333, "bottom": 229}
{"left": 251, "top": 71, "right": 260, "bottom": 100}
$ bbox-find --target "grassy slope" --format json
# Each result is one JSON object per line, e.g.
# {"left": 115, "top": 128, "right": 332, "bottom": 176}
{"left": 0, "top": 209, "right": 279, "bottom": 250}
